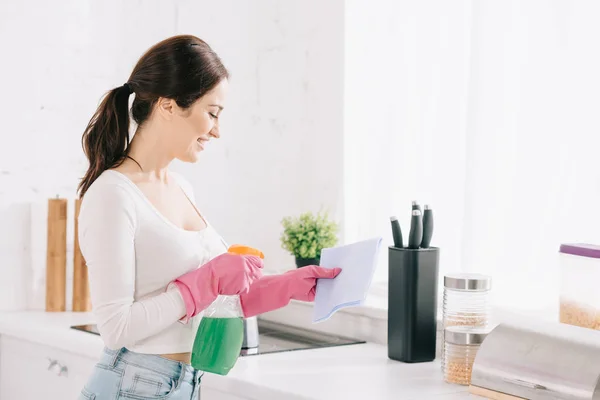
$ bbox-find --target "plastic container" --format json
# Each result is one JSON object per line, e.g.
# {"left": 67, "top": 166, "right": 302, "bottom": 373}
{"left": 191, "top": 245, "right": 264, "bottom": 375}
{"left": 559, "top": 243, "right": 600, "bottom": 330}
{"left": 441, "top": 273, "right": 491, "bottom": 370}
{"left": 443, "top": 326, "right": 488, "bottom": 385}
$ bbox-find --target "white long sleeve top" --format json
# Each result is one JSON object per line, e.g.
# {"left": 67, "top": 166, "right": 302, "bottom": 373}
{"left": 77, "top": 170, "right": 228, "bottom": 354}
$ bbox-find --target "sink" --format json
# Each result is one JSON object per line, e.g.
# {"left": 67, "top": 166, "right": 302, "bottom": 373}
{"left": 70, "top": 318, "right": 365, "bottom": 357}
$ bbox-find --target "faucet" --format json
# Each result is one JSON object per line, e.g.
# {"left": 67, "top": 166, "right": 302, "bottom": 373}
{"left": 242, "top": 316, "right": 259, "bottom": 349}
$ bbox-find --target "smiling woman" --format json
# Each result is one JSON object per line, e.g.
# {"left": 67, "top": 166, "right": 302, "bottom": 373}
{"left": 75, "top": 35, "right": 236, "bottom": 400}
{"left": 75, "top": 34, "right": 340, "bottom": 400}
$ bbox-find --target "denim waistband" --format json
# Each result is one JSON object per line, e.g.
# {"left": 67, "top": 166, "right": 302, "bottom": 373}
{"left": 102, "top": 347, "right": 201, "bottom": 386}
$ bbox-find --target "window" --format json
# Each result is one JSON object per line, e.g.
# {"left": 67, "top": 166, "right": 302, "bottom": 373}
{"left": 344, "top": 0, "right": 600, "bottom": 312}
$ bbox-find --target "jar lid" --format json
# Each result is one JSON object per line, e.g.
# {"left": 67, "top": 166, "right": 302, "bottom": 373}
{"left": 559, "top": 243, "right": 600, "bottom": 259}
{"left": 444, "top": 273, "right": 491, "bottom": 291}
{"left": 445, "top": 326, "right": 489, "bottom": 345}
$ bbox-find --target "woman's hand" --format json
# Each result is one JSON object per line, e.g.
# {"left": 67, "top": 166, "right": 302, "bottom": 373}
{"left": 208, "top": 253, "right": 264, "bottom": 295}
{"left": 282, "top": 265, "right": 342, "bottom": 302}
{"left": 170, "top": 252, "right": 264, "bottom": 321}
{"left": 239, "top": 265, "right": 342, "bottom": 318}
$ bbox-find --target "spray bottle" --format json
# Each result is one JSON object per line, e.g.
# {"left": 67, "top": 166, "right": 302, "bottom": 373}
{"left": 191, "top": 244, "right": 264, "bottom": 375}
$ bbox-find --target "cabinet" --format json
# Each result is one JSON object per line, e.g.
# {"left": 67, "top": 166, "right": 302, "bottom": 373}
{"left": 0, "top": 334, "right": 250, "bottom": 400}
{"left": 0, "top": 335, "right": 97, "bottom": 400}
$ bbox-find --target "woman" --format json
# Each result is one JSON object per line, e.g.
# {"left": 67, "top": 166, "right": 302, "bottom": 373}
{"left": 76, "top": 34, "right": 341, "bottom": 400}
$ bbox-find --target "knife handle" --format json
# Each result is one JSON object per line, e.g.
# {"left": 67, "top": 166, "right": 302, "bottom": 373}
{"left": 411, "top": 200, "right": 421, "bottom": 213}
{"left": 390, "top": 216, "right": 403, "bottom": 248}
{"left": 408, "top": 210, "right": 423, "bottom": 249}
{"left": 421, "top": 205, "right": 433, "bottom": 248}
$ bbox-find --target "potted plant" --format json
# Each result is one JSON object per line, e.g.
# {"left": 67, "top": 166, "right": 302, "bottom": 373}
{"left": 280, "top": 211, "right": 339, "bottom": 268}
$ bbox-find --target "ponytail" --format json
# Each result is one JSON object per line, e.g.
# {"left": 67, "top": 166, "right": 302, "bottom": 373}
{"left": 77, "top": 84, "right": 133, "bottom": 198}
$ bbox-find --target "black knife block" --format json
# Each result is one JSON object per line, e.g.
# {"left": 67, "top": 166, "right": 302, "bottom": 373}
{"left": 387, "top": 246, "right": 439, "bottom": 363}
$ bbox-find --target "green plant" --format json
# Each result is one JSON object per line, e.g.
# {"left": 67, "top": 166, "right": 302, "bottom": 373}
{"left": 280, "top": 211, "right": 339, "bottom": 259}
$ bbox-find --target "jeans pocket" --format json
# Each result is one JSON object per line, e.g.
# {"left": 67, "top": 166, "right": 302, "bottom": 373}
{"left": 80, "top": 363, "right": 123, "bottom": 400}
{"left": 119, "top": 364, "right": 177, "bottom": 399}
{"left": 79, "top": 387, "right": 96, "bottom": 400}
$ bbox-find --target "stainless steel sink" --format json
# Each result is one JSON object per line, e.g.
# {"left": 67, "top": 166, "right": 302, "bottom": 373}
{"left": 70, "top": 318, "right": 365, "bottom": 357}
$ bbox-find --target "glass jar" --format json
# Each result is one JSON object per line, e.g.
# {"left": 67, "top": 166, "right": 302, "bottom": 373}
{"left": 559, "top": 243, "right": 600, "bottom": 330}
{"left": 443, "top": 326, "right": 488, "bottom": 385}
{"left": 442, "top": 273, "right": 491, "bottom": 370}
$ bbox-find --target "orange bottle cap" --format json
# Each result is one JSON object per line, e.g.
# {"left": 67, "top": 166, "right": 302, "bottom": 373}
{"left": 228, "top": 244, "right": 264, "bottom": 259}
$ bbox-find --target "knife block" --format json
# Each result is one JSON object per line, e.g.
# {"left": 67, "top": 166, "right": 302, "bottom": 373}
{"left": 387, "top": 246, "right": 439, "bottom": 363}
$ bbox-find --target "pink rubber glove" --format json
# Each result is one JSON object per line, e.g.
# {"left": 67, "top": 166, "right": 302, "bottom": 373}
{"left": 239, "top": 265, "right": 342, "bottom": 318}
{"left": 170, "top": 253, "right": 263, "bottom": 322}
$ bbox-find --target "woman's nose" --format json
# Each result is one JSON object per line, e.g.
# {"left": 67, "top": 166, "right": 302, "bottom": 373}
{"left": 210, "top": 125, "right": 220, "bottom": 139}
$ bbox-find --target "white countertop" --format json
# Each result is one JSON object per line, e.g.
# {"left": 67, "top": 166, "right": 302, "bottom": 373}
{"left": 0, "top": 311, "right": 473, "bottom": 400}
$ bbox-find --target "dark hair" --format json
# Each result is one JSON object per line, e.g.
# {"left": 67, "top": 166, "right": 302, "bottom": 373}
{"left": 77, "top": 35, "right": 229, "bottom": 197}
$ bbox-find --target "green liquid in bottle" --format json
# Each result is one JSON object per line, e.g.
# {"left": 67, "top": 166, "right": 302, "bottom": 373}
{"left": 191, "top": 317, "right": 244, "bottom": 375}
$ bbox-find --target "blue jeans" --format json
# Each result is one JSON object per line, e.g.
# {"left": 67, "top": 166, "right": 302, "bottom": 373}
{"left": 79, "top": 347, "right": 202, "bottom": 399}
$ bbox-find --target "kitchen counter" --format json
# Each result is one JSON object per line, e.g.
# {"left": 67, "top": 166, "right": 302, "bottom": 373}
{"left": 0, "top": 311, "right": 473, "bottom": 400}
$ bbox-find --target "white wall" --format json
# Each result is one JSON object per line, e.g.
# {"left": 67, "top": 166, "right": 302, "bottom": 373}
{"left": 172, "top": 0, "right": 345, "bottom": 273}
{"left": 0, "top": 0, "right": 345, "bottom": 310}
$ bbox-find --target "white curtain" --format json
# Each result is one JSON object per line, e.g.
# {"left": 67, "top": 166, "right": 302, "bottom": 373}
{"left": 345, "top": 0, "right": 600, "bottom": 311}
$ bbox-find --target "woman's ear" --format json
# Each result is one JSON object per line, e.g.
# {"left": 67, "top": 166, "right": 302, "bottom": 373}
{"left": 156, "top": 97, "right": 176, "bottom": 120}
